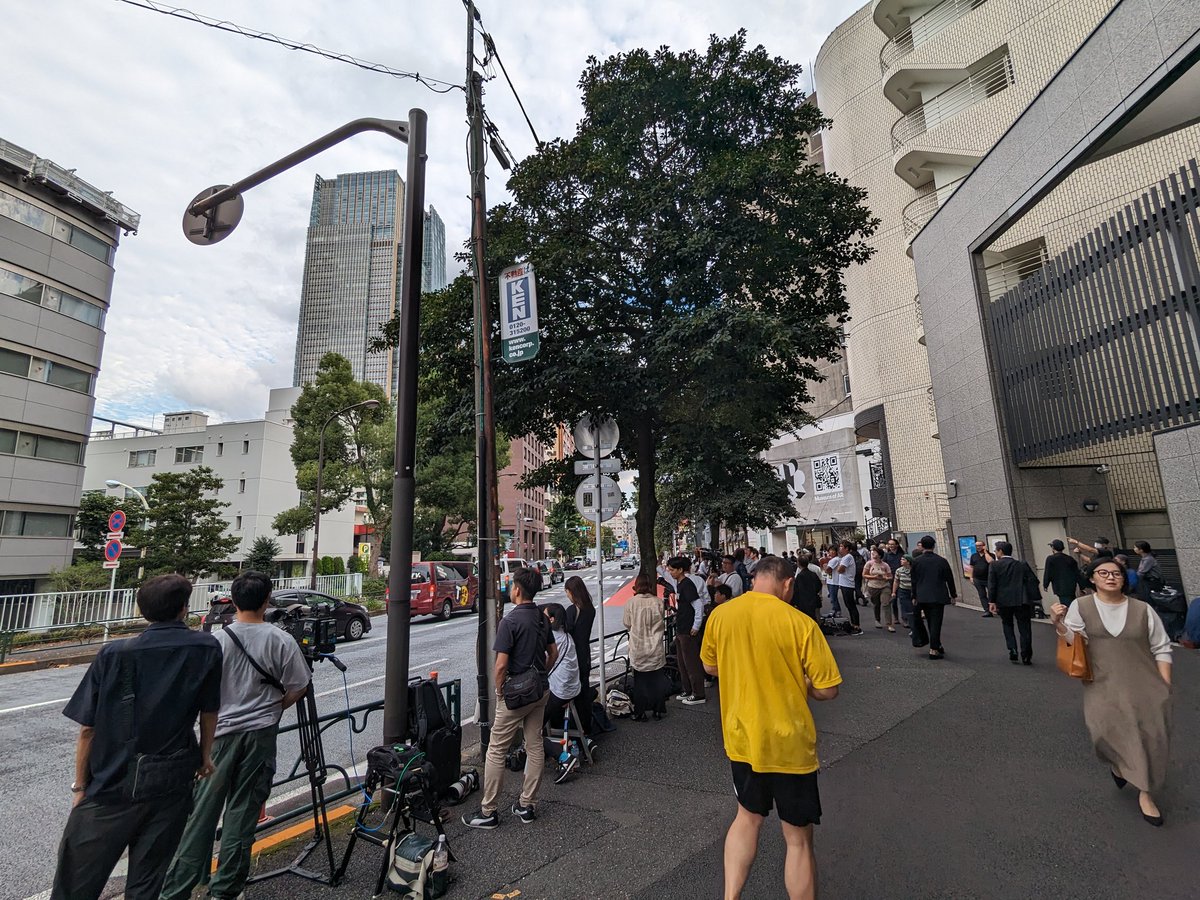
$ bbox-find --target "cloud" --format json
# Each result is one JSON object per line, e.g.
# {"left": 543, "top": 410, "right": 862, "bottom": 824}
{"left": 3, "top": 0, "right": 849, "bottom": 424}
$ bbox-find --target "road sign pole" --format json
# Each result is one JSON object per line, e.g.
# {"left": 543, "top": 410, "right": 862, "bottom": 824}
{"left": 104, "top": 563, "right": 117, "bottom": 643}
{"left": 595, "top": 438, "right": 607, "bottom": 695}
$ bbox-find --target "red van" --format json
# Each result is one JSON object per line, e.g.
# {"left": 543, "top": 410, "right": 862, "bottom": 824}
{"left": 410, "top": 561, "right": 478, "bottom": 619}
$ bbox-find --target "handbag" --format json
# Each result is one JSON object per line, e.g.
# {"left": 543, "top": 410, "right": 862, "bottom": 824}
{"left": 1055, "top": 632, "right": 1092, "bottom": 682}
{"left": 501, "top": 608, "right": 550, "bottom": 710}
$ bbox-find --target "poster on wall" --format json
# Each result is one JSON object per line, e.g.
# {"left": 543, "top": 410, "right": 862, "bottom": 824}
{"left": 985, "top": 533, "right": 1010, "bottom": 553}
{"left": 785, "top": 527, "right": 800, "bottom": 553}
{"left": 958, "top": 535, "right": 978, "bottom": 578}
{"left": 811, "top": 454, "right": 844, "bottom": 500}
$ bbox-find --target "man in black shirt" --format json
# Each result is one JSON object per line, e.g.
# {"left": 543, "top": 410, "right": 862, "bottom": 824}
{"left": 968, "top": 541, "right": 994, "bottom": 617}
{"left": 464, "top": 567, "right": 556, "bottom": 829}
{"left": 986, "top": 542, "right": 1040, "bottom": 664}
{"left": 668, "top": 555, "right": 707, "bottom": 704}
{"left": 1043, "top": 540, "right": 1080, "bottom": 608}
{"left": 910, "top": 536, "right": 957, "bottom": 660}
{"left": 50, "top": 575, "right": 222, "bottom": 900}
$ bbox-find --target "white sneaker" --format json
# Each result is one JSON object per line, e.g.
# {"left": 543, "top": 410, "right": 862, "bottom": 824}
{"left": 681, "top": 696, "right": 707, "bottom": 706}
{"left": 676, "top": 694, "right": 693, "bottom": 702}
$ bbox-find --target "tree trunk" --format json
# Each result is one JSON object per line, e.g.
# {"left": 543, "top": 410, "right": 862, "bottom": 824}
{"left": 634, "top": 417, "right": 659, "bottom": 580}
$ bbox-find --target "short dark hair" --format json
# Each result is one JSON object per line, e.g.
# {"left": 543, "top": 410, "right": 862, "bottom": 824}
{"left": 722, "top": 554, "right": 736, "bottom": 565}
{"left": 714, "top": 584, "right": 733, "bottom": 601}
{"left": 542, "top": 601, "right": 568, "bottom": 631}
{"left": 734, "top": 548, "right": 745, "bottom": 562}
{"left": 753, "top": 555, "right": 795, "bottom": 582}
{"left": 137, "top": 574, "right": 192, "bottom": 622}
{"left": 838, "top": 540, "right": 852, "bottom": 552}
{"left": 511, "top": 566, "right": 541, "bottom": 601}
{"left": 667, "top": 555, "right": 692, "bottom": 571}
{"left": 1087, "top": 557, "right": 1129, "bottom": 592}
{"left": 996, "top": 541, "right": 1013, "bottom": 556}
{"left": 919, "top": 535, "right": 936, "bottom": 549}
{"left": 231, "top": 571, "right": 273, "bottom": 611}
{"left": 633, "top": 573, "right": 656, "bottom": 594}
{"left": 1135, "top": 540, "right": 1152, "bottom": 553}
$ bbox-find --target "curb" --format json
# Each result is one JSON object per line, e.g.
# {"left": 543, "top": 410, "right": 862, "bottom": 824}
{"left": 0, "top": 652, "right": 100, "bottom": 675}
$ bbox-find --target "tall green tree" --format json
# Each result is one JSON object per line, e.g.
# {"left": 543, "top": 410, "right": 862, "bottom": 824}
{"left": 244, "top": 535, "right": 281, "bottom": 574}
{"left": 488, "top": 32, "right": 876, "bottom": 577}
{"left": 128, "top": 466, "right": 239, "bottom": 580}
{"left": 547, "top": 494, "right": 587, "bottom": 559}
{"left": 272, "top": 353, "right": 393, "bottom": 569}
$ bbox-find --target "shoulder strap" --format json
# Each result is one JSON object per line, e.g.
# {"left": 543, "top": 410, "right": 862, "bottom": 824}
{"left": 224, "top": 626, "right": 286, "bottom": 692}
{"left": 119, "top": 647, "right": 137, "bottom": 747}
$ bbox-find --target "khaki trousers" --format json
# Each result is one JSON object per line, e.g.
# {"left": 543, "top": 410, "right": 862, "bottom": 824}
{"left": 482, "top": 693, "right": 550, "bottom": 813}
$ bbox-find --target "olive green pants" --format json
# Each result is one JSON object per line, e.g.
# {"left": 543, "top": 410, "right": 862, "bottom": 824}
{"left": 159, "top": 727, "right": 277, "bottom": 900}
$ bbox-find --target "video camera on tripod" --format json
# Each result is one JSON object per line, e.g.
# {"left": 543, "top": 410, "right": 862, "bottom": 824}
{"left": 267, "top": 601, "right": 342, "bottom": 668}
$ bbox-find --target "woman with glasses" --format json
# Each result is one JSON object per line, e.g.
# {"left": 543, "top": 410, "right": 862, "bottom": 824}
{"left": 1051, "top": 559, "right": 1173, "bottom": 826}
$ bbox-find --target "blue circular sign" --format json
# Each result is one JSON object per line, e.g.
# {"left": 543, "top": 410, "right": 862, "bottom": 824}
{"left": 108, "top": 509, "right": 126, "bottom": 532}
{"left": 104, "top": 539, "right": 122, "bottom": 562}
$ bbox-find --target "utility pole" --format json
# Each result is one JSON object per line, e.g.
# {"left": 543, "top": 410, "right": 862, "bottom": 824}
{"left": 466, "top": 0, "right": 502, "bottom": 748}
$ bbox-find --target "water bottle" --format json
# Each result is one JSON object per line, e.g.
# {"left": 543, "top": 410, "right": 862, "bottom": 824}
{"left": 430, "top": 834, "right": 449, "bottom": 898}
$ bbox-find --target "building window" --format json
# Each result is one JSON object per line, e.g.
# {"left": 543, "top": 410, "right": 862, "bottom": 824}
{"left": 174, "top": 446, "right": 204, "bottom": 464}
{"left": 0, "top": 347, "right": 31, "bottom": 377}
{"left": 129, "top": 448, "right": 156, "bottom": 468}
{"left": 1, "top": 266, "right": 104, "bottom": 328}
{"left": 0, "top": 428, "right": 82, "bottom": 463}
{"left": 296, "top": 533, "right": 305, "bottom": 554}
{"left": 242, "top": 440, "right": 250, "bottom": 454}
{"left": 0, "top": 189, "right": 113, "bottom": 263}
{"left": 843, "top": 374, "right": 851, "bottom": 395}
{"left": 216, "top": 442, "right": 224, "bottom": 457}
{"left": 0, "top": 509, "right": 73, "bottom": 537}
{"left": 238, "top": 479, "right": 246, "bottom": 493}
{"left": 0, "top": 188, "right": 53, "bottom": 232}
{"left": 44, "top": 361, "right": 91, "bottom": 392}
{"left": 0, "top": 347, "right": 92, "bottom": 393}
{"left": 235, "top": 515, "right": 243, "bottom": 530}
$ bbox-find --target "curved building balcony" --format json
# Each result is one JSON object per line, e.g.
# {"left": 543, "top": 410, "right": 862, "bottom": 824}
{"left": 872, "top": 0, "right": 913, "bottom": 39}
{"left": 902, "top": 176, "right": 966, "bottom": 245}
{"left": 879, "top": 0, "right": 991, "bottom": 75}
{"left": 912, "top": 295, "right": 925, "bottom": 345}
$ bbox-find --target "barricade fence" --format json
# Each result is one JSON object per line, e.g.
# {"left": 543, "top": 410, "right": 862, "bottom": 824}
{"left": 0, "top": 573, "right": 364, "bottom": 635}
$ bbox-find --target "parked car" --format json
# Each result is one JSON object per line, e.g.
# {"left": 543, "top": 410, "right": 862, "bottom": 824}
{"left": 564, "top": 558, "right": 583, "bottom": 571}
{"left": 538, "top": 559, "right": 565, "bottom": 584}
{"left": 499, "top": 557, "right": 529, "bottom": 601}
{"left": 202, "top": 588, "right": 373, "bottom": 641}
{"left": 409, "top": 561, "right": 478, "bottom": 619}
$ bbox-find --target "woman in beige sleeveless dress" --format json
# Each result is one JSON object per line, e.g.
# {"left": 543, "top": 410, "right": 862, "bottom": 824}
{"left": 1051, "top": 558, "right": 1173, "bottom": 826}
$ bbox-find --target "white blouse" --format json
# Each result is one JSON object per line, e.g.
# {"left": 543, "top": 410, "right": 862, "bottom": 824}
{"left": 1061, "top": 596, "right": 1173, "bottom": 664}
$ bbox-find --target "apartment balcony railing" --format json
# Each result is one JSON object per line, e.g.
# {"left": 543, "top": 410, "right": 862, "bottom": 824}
{"left": 879, "top": 0, "right": 990, "bottom": 74}
{"left": 928, "top": 385, "right": 940, "bottom": 439}
{"left": 913, "top": 295, "right": 925, "bottom": 345}
{"left": 901, "top": 177, "right": 966, "bottom": 241}
{"left": 890, "top": 53, "right": 1013, "bottom": 152}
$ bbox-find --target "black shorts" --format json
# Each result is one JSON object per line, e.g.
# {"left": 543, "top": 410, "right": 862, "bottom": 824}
{"left": 730, "top": 761, "right": 821, "bottom": 827}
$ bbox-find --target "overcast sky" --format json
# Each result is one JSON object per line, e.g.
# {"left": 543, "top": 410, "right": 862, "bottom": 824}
{"left": 2, "top": 0, "right": 855, "bottom": 426}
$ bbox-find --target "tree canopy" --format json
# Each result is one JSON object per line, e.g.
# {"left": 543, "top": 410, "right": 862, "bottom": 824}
{"left": 244, "top": 535, "right": 281, "bottom": 574}
{"left": 129, "top": 466, "right": 240, "bottom": 580}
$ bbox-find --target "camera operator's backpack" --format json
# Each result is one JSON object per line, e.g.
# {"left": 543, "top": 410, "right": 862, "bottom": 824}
{"left": 408, "top": 678, "right": 461, "bottom": 798}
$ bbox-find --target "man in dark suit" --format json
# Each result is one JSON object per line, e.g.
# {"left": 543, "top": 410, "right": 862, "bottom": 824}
{"left": 909, "top": 535, "right": 956, "bottom": 659}
{"left": 987, "top": 542, "right": 1040, "bottom": 665}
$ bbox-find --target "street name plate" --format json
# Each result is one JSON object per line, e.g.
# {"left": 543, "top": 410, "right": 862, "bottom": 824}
{"left": 573, "top": 458, "right": 621, "bottom": 475}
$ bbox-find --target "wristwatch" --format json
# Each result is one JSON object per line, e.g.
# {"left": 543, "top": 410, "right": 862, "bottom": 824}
{"left": 70, "top": 782, "right": 87, "bottom": 793}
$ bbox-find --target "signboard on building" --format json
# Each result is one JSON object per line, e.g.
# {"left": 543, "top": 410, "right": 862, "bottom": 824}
{"left": 499, "top": 263, "right": 540, "bottom": 364}
{"left": 811, "top": 454, "right": 844, "bottom": 500}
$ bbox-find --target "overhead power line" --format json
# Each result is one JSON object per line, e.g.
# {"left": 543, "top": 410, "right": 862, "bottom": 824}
{"left": 481, "top": 32, "right": 543, "bottom": 148}
{"left": 113, "top": 0, "right": 463, "bottom": 93}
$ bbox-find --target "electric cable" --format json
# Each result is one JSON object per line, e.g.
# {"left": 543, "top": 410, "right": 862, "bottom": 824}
{"left": 481, "top": 32, "right": 542, "bottom": 148}
{"left": 112, "top": 0, "right": 463, "bottom": 93}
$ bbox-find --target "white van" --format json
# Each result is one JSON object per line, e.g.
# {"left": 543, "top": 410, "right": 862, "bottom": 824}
{"left": 498, "top": 558, "right": 528, "bottom": 601}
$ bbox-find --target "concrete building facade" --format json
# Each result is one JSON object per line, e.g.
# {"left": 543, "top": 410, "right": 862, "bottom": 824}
{"left": 813, "top": 0, "right": 1118, "bottom": 548}
{"left": 422, "top": 206, "right": 447, "bottom": 294}
{"left": 499, "top": 434, "right": 549, "bottom": 562}
{"left": 911, "top": 1, "right": 1200, "bottom": 592}
{"left": 0, "top": 138, "right": 139, "bottom": 592}
{"left": 82, "top": 387, "right": 355, "bottom": 577}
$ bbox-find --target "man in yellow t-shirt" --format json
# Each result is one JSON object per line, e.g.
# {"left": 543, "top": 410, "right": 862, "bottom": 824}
{"left": 701, "top": 555, "right": 842, "bottom": 900}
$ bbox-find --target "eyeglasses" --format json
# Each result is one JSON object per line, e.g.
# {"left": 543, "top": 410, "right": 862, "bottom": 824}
{"left": 1093, "top": 569, "right": 1123, "bottom": 580}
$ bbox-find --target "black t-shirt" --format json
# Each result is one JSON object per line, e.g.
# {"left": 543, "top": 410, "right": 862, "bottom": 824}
{"left": 564, "top": 603, "right": 596, "bottom": 676}
{"left": 494, "top": 602, "right": 554, "bottom": 675}
{"left": 969, "top": 552, "right": 990, "bottom": 581}
{"left": 675, "top": 576, "right": 700, "bottom": 632}
{"left": 64, "top": 621, "right": 222, "bottom": 802}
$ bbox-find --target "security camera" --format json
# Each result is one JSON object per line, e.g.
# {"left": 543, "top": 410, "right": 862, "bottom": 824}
{"left": 1095, "top": 464, "right": 1111, "bottom": 474}
{"left": 948, "top": 479, "right": 957, "bottom": 485}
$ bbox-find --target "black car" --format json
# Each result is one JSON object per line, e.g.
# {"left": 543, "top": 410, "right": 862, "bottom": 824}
{"left": 202, "top": 588, "right": 373, "bottom": 641}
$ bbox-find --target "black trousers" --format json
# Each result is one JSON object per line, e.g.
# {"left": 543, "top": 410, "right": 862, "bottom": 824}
{"left": 915, "top": 603, "right": 945, "bottom": 652}
{"left": 51, "top": 794, "right": 193, "bottom": 900}
{"left": 972, "top": 579, "right": 990, "bottom": 607}
{"left": 838, "top": 586, "right": 861, "bottom": 627}
{"left": 999, "top": 605, "right": 1034, "bottom": 661}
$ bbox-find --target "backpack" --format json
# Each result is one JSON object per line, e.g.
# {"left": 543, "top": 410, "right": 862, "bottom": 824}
{"left": 407, "top": 678, "right": 461, "bottom": 798}
{"left": 386, "top": 831, "right": 435, "bottom": 897}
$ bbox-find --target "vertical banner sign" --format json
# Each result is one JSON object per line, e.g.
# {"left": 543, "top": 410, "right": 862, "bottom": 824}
{"left": 499, "top": 263, "right": 540, "bottom": 364}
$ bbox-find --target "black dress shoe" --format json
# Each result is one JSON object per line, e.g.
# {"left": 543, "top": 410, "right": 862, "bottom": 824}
{"left": 1111, "top": 771, "right": 1127, "bottom": 790}
{"left": 981, "top": 612, "right": 994, "bottom": 618}
{"left": 1009, "top": 651, "right": 1018, "bottom": 663}
{"left": 1142, "top": 812, "right": 1164, "bottom": 827}
{"left": 1022, "top": 658, "right": 1032, "bottom": 666}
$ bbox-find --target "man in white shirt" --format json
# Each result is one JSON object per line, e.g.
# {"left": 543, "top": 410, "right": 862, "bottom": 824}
{"left": 711, "top": 555, "right": 744, "bottom": 598}
{"left": 834, "top": 541, "right": 863, "bottom": 633}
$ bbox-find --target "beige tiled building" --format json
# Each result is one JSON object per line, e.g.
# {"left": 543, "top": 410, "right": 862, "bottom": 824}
{"left": 813, "top": 0, "right": 1118, "bottom": 547}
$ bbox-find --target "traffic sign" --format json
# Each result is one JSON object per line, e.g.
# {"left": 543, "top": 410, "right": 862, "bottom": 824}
{"left": 104, "top": 539, "right": 123, "bottom": 563}
{"left": 575, "top": 476, "right": 621, "bottom": 522}
{"left": 499, "top": 263, "right": 540, "bottom": 364}
{"left": 106, "top": 531, "right": 124, "bottom": 541}
{"left": 573, "top": 416, "right": 619, "bottom": 457}
{"left": 103, "top": 561, "right": 120, "bottom": 570}
{"left": 573, "top": 457, "right": 621, "bottom": 476}
{"left": 108, "top": 509, "right": 126, "bottom": 532}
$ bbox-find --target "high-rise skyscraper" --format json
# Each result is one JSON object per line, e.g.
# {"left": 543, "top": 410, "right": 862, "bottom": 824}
{"left": 422, "top": 206, "right": 447, "bottom": 293}
{"left": 293, "top": 170, "right": 404, "bottom": 392}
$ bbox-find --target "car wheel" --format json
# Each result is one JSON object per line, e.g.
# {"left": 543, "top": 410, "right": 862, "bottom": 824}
{"left": 439, "top": 599, "right": 453, "bottom": 621}
{"left": 345, "top": 617, "right": 366, "bottom": 641}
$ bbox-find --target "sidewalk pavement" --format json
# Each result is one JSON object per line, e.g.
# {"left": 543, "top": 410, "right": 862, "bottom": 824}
{"left": 242, "top": 605, "right": 1198, "bottom": 900}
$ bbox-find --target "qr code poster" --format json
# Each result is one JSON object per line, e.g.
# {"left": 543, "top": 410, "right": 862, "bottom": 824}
{"left": 810, "top": 454, "right": 844, "bottom": 500}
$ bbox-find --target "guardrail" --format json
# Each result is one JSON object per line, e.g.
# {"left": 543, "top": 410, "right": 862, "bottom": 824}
{"left": 902, "top": 177, "right": 966, "bottom": 241}
{"left": 879, "top": 0, "right": 990, "bottom": 75}
{"left": 0, "top": 573, "right": 364, "bottom": 635}
{"left": 890, "top": 53, "right": 1013, "bottom": 152}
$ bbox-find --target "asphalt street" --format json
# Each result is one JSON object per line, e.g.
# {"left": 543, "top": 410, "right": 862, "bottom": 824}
{"left": 0, "top": 568, "right": 629, "bottom": 900}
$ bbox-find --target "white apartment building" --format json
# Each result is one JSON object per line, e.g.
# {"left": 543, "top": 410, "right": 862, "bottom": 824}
{"left": 82, "top": 387, "right": 354, "bottom": 576}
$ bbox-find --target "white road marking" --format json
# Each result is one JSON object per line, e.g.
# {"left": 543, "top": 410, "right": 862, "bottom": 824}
{"left": 0, "top": 697, "right": 71, "bottom": 715}
{"left": 313, "top": 658, "right": 449, "bottom": 698}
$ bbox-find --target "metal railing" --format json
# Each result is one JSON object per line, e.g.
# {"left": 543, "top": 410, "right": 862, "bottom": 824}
{"left": 879, "top": 0, "right": 990, "bottom": 74}
{"left": 902, "top": 177, "right": 966, "bottom": 240}
{"left": 0, "top": 138, "right": 140, "bottom": 232}
{"left": 890, "top": 53, "right": 1013, "bottom": 152}
{"left": 0, "top": 573, "right": 364, "bottom": 635}
{"left": 913, "top": 295, "right": 926, "bottom": 345}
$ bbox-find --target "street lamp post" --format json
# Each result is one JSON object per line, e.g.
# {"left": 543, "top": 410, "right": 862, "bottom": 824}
{"left": 311, "top": 400, "right": 381, "bottom": 589}
{"left": 105, "top": 479, "right": 149, "bottom": 581}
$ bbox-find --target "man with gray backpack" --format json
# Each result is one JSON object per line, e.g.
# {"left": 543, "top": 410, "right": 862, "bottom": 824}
{"left": 463, "top": 567, "right": 557, "bottom": 829}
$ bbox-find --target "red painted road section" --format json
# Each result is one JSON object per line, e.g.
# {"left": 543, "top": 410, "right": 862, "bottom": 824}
{"left": 602, "top": 575, "right": 637, "bottom": 606}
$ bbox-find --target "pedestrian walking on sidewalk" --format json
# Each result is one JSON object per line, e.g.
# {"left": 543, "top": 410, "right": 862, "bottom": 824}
{"left": 668, "top": 555, "right": 708, "bottom": 705}
{"left": 700, "top": 555, "right": 842, "bottom": 900}
{"left": 623, "top": 573, "right": 670, "bottom": 720}
{"left": 464, "top": 567, "right": 557, "bottom": 829}
{"left": 968, "top": 541, "right": 995, "bottom": 617}
{"left": 1043, "top": 540, "right": 1080, "bottom": 608}
{"left": 892, "top": 555, "right": 914, "bottom": 631}
{"left": 1051, "top": 558, "right": 1173, "bottom": 826}
{"left": 882, "top": 538, "right": 904, "bottom": 624}
{"left": 863, "top": 547, "right": 894, "bottom": 631}
{"left": 831, "top": 540, "right": 863, "bottom": 632}
{"left": 160, "top": 572, "right": 311, "bottom": 900}
{"left": 819, "top": 547, "right": 841, "bottom": 616}
{"left": 986, "top": 542, "right": 1040, "bottom": 664}
{"left": 910, "top": 535, "right": 956, "bottom": 659}
{"left": 50, "top": 575, "right": 222, "bottom": 900}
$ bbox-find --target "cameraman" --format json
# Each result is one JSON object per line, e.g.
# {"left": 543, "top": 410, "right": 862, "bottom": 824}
{"left": 160, "top": 572, "right": 309, "bottom": 900}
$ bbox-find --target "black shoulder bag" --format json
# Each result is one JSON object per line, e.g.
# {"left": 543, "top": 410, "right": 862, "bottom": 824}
{"left": 501, "top": 608, "right": 549, "bottom": 710}
{"left": 223, "top": 625, "right": 287, "bottom": 692}
{"left": 119, "top": 648, "right": 201, "bottom": 801}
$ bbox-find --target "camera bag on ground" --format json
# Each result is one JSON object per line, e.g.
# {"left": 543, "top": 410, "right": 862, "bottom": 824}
{"left": 366, "top": 744, "right": 428, "bottom": 792}
{"left": 408, "top": 677, "right": 461, "bottom": 798}
{"left": 386, "top": 831, "right": 435, "bottom": 898}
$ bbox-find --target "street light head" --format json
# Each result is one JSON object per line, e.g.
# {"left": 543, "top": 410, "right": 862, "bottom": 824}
{"left": 105, "top": 479, "right": 121, "bottom": 488}
{"left": 362, "top": 399, "right": 382, "bottom": 411}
